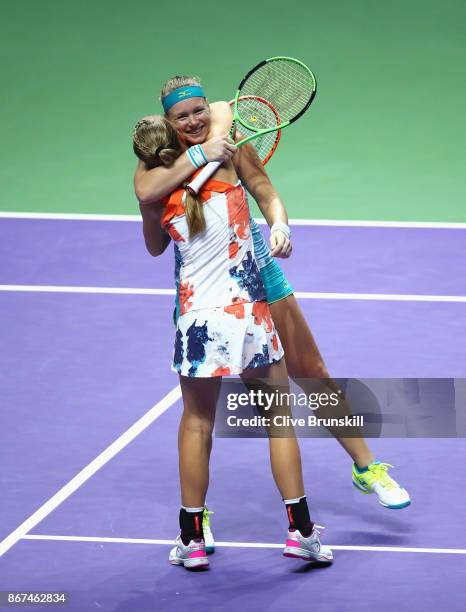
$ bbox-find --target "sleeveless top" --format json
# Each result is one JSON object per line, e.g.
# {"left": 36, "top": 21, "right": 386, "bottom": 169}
{"left": 162, "top": 178, "right": 267, "bottom": 321}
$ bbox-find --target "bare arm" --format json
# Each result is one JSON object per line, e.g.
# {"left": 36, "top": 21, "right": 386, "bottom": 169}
{"left": 139, "top": 200, "right": 171, "bottom": 256}
{"left": 134, "top": 156, "right": 197, "bottom": 206}
{"left": 133, "top": 102, "right": 238, "bottom": 205}
{"left": 133, "top": 137, "right": 237, "bottom": 205}
{"left": 234, "top": 141, "right": 291, "bottom": 257}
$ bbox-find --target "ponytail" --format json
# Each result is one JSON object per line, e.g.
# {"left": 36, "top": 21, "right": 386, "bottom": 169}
{"left": 184, "top": 189, "right": 206, "bottom": 239}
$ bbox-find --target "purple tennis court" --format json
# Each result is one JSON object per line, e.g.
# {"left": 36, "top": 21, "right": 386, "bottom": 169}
{"left": 1, "top": 216, "right": 466, "bottom": 611}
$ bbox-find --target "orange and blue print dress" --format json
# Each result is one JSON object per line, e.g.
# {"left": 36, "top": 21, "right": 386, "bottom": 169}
{"left": 162, "top": 178, "right": 284, "bottom": 377}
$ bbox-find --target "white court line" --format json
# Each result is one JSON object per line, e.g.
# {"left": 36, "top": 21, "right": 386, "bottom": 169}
{"left": 257, "top": 219, "right": 466, "bottom": 229}
{"left": 0, "top": 285, "right": 176, "bottom": 296}
{"left": 0, "top": 385, "right": 182, "bottom": 558}
{"left": 1, "top": 284, "right": 466, "bottom": 303}
{"left": 0, "top": 212, "right": 140, "bottom": 222}
{"left": 1, "top": 211, "right": 466, "bottom": 229}
{"left": 292, "top": 291, "right": 466, "bottom": 303}
{"left": 21, "top": 534, "right": 466, "bottom": 555}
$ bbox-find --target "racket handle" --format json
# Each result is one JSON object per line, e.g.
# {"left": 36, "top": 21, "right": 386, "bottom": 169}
{"left": 186, "top": 160, "right": 222, "bottom": 195}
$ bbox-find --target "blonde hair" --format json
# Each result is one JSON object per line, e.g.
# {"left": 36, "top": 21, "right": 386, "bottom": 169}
{"left": 132, "top": 115, "right": 180, "bottom": 168}
{"left": 183, "top": 190, "right": 206, "bottom": 238}
{"left": 132, "top": 114, "right": 206, "bottom": 238}
{"left": 160, "top": 75, "right": 203, "bottom": 105}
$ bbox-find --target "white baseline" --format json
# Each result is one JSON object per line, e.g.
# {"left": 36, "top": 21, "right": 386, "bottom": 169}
{"left": 1, "top": 211, "right": 466, "bottom": 229}
{"left": 1, "top": 284, "right": 465, "bottom": 303}
{"left": 21, "top": 534, "right": 466, "bottom": 555}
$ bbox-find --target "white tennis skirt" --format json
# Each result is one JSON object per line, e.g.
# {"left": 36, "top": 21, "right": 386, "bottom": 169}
{"left": 172, "top": 300, "right": 284, "bottom": 377}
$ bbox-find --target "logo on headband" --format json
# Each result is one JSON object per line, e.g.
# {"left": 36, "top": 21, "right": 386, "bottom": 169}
{"left": 162, "top": 85, "right": 206, "bottom": 112}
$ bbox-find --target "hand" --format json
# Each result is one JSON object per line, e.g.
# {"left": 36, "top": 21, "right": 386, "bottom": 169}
{"left": 270, "top": 230, "right": 292, "bottom": 258}
{"left": 202, "top": 135, "right": 237, "bottom": 163}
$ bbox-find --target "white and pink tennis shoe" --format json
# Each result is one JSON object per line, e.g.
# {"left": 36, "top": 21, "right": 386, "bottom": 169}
{"left": 169, "top": 535, "right": 209, "bottom": 569}
{"left": 283, "top": 526, "right": 333, "bottom": 563}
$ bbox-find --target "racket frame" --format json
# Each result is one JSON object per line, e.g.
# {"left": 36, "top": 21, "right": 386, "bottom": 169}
{"left": 186, "top": 56, "right": 316, "bottom": 194}
{"left": 233, "top": 56, "right": 317, "bottom": 137}
{"left": 229, "top": 95, "right": 281, "bottom": 165}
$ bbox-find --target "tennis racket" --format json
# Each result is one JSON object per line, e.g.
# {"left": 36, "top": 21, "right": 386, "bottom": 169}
{"left": 229, "top": 96, "right": 281, "bottom": 166}
{"left": 186, "top": 56, "right": 316, "bottom": 195}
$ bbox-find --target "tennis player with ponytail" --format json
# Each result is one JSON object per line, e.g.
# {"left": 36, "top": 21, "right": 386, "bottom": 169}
{"left": 135, "top": 73, "right": 410, "bottom": 510}
{"left": 134, "top": 71, "right": 410, "bottom": 564}
{"left": 133, "top": 113, "right": 333, "bottom": 570}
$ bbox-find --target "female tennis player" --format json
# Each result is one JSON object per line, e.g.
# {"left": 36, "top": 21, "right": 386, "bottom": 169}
{"left": 134, "top": 75, "right": 410, "bottom": 515}
{"left": 133, "top": 114, "right": 333, "bottom": 569}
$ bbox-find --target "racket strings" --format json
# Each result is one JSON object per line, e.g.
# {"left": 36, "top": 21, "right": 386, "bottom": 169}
{"left": 238, "top": 60, "right": 315, "bottom": 127}
{"left": 235, "top": 125, "right": 278, "bottom": 162}
{"left": 237, "top": 97, "right": 279, "bottom": 131}
{"left": 231, "top": 96, "right": 280, "bottom": 163}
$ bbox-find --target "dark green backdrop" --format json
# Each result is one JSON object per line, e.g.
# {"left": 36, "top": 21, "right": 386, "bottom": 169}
{"left": 1, "top": 0, "right": 465, "bottom": 220}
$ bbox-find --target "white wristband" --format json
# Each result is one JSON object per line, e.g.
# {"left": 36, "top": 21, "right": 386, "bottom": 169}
{"left": 186, "top": 145, "right": 207, "bottom": 169}
{"left": 271, "top": 222, "right": 291, "bottom": 240}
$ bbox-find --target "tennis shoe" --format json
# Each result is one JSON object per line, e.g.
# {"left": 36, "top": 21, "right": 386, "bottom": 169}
{"left": 352, "top": 461, "right": 411, "bottom": 509}
{"left": 203, "top": 508, "right": 215, "bottom": 554}
{"left": 169, "top": 535, "right": 209, "bottom": 569}
{"left": 283, "top": 526, "right": 333, "bottom": 563}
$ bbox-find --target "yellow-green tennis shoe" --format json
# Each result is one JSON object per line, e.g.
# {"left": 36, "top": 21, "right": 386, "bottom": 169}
{"left": 203, "top": 508, "right": 215, "bottom": 554}
{"left": 352, "top": 461, "right": 411, "bottom": 509}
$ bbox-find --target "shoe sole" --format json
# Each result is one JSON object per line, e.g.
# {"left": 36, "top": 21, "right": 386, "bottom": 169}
{"left": 283, "top": 547, "right": 333, "bottom": 563}
{"left": 353, "top": 480, "right": 411, "bottom": 509}
{"left": 170, "top": 557, "right": 209, "bottom": 569}
{"left": 379, "top": 499, "right": 411, "bottom": 509}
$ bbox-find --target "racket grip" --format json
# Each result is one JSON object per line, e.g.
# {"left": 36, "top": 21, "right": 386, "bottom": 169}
{"left": 186, "top": 160, "right": 222, "bottom": 195}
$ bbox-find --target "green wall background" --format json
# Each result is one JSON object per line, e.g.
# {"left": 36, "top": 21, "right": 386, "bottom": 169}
{"left": 1, "top": 0, "right": 465, "bottom": 220}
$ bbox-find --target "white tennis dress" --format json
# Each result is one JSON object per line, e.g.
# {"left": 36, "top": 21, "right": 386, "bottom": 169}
{"left": 161, "top": 177, "right": 283, "bottom": 377}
